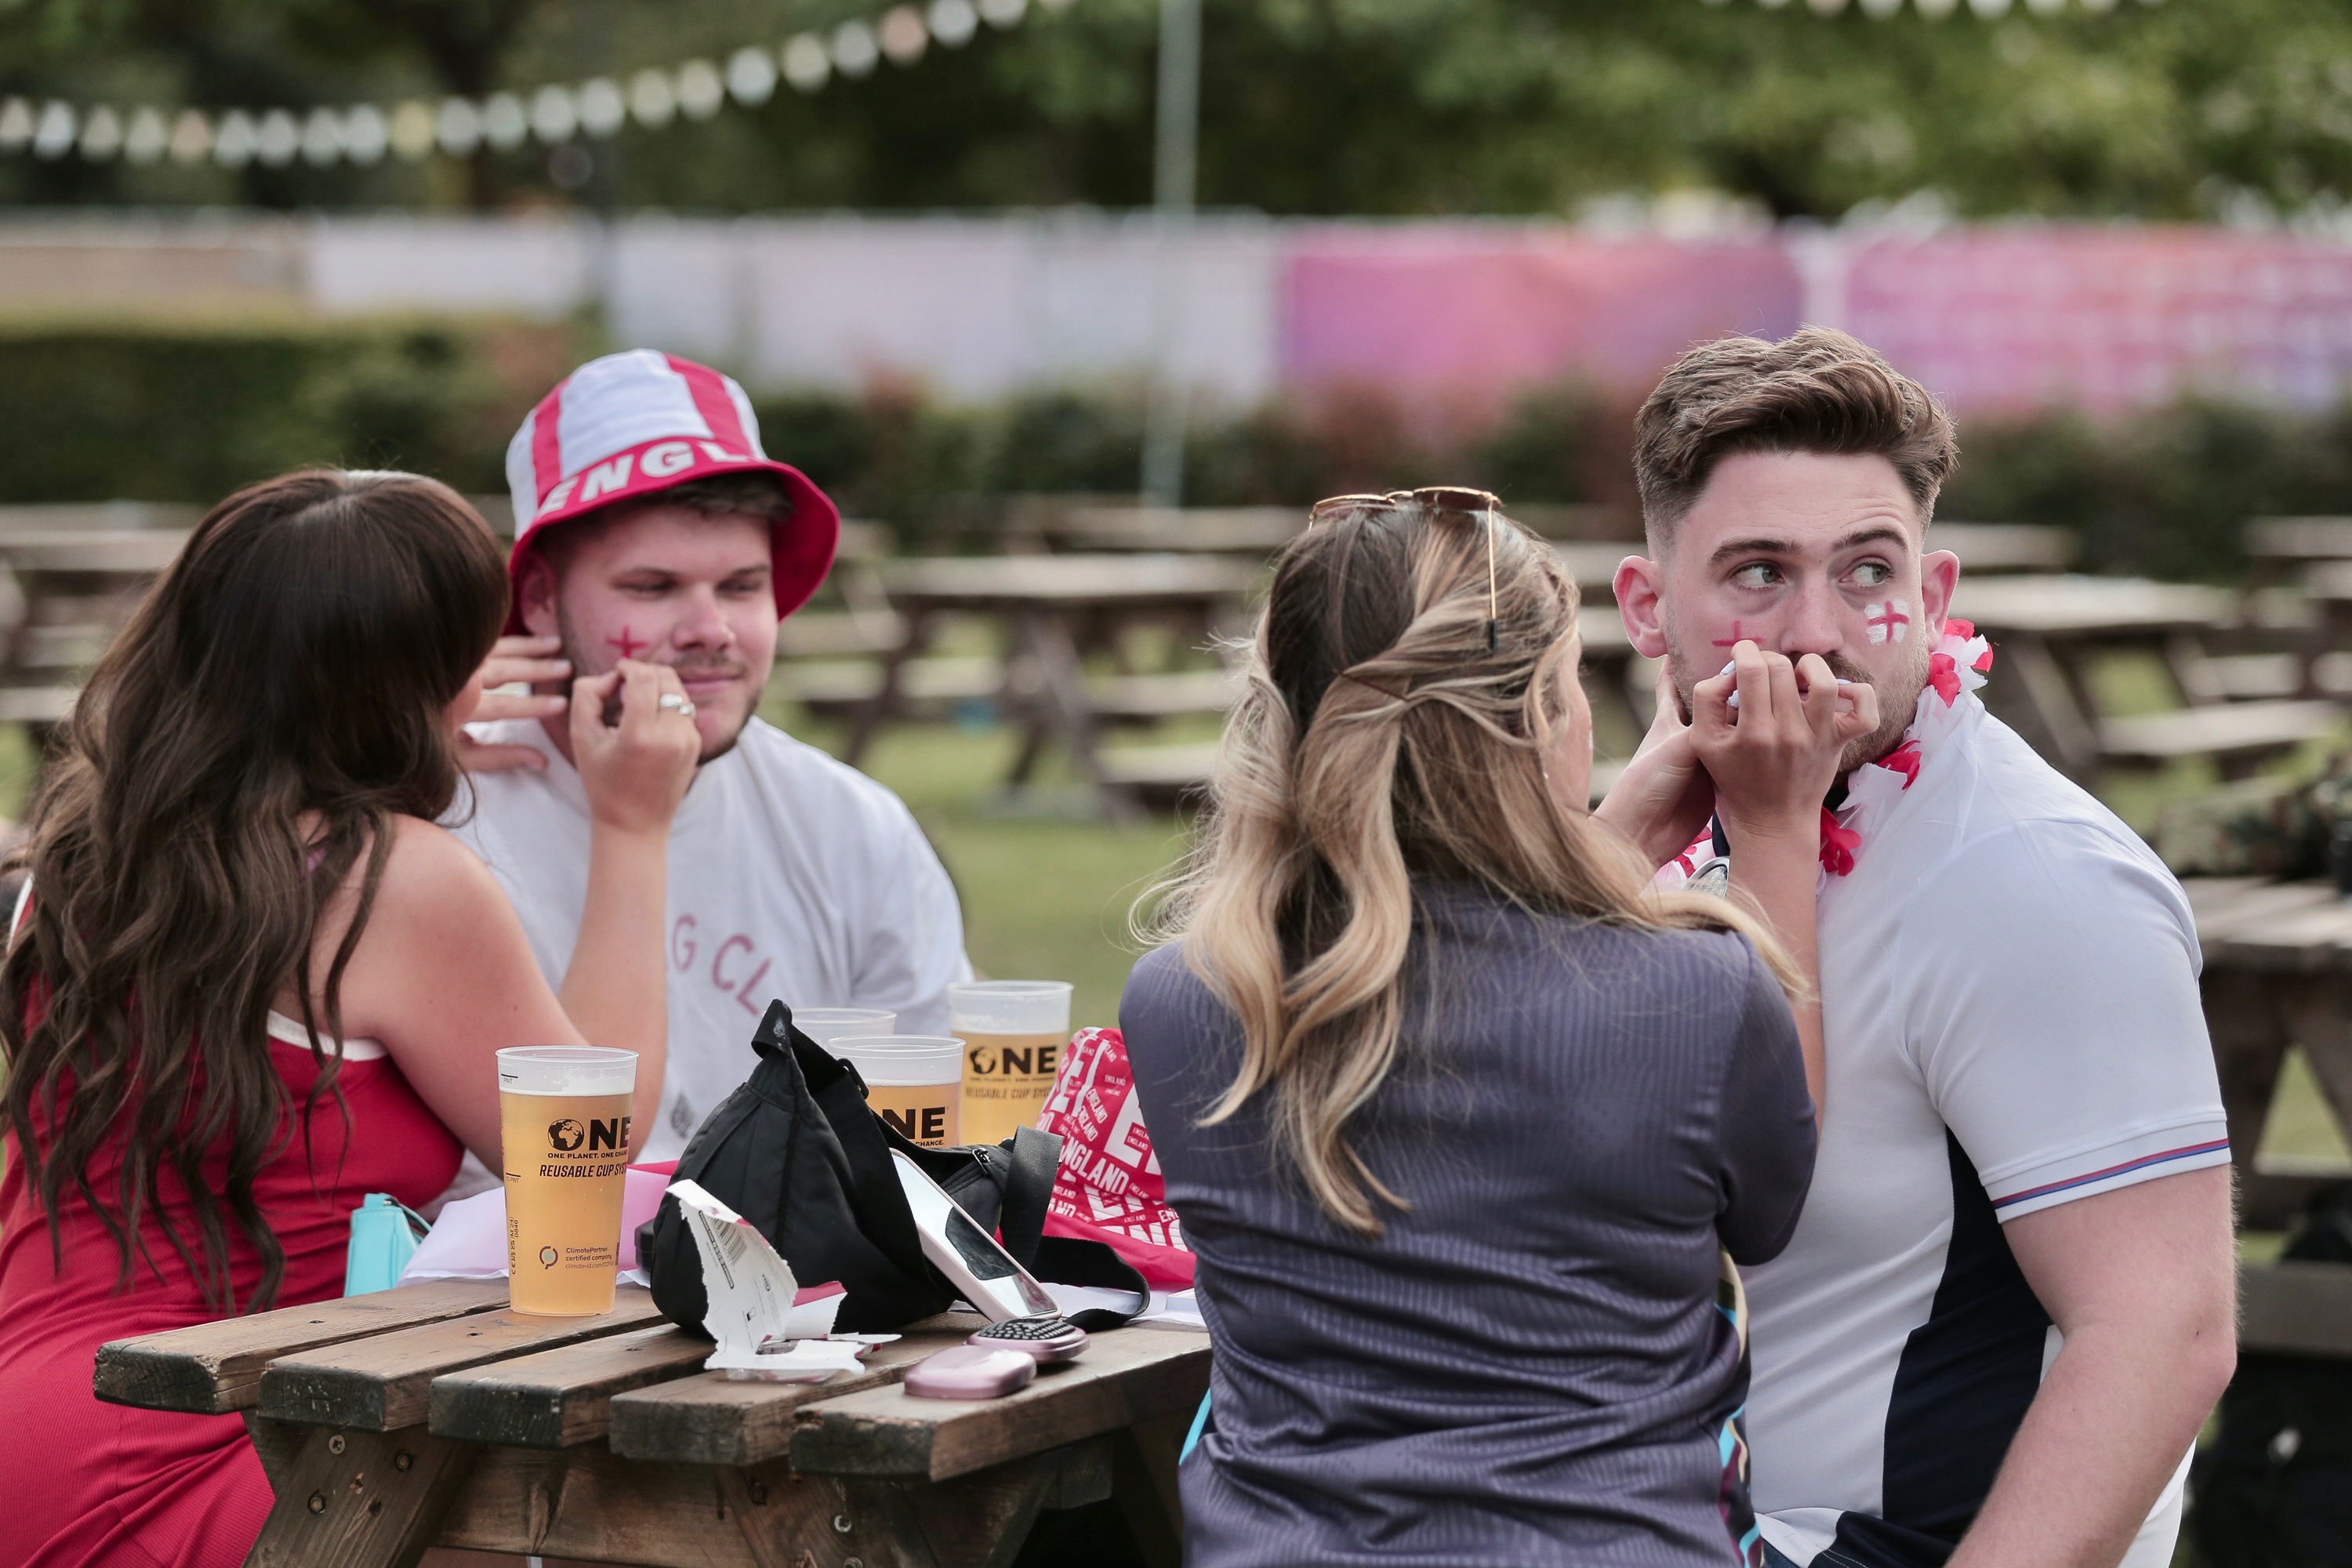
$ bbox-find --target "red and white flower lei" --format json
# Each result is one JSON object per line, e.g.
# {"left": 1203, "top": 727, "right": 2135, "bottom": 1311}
{"left": 1655, "top": 617, "right": 1994, "bottom": 894}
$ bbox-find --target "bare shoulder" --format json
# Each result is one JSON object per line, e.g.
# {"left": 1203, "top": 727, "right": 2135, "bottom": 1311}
{"left": 368, "top": 814, "right": 514, "bottom": 939}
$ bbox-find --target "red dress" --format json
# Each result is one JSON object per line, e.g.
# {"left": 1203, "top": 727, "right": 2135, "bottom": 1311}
{"left": 0, "top": 1016, "right": 462, "bottom": 1568}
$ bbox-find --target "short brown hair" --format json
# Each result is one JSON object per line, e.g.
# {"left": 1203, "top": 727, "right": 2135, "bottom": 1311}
{"left": 1632, "top": 326, "right": 1958, "bottom": 546}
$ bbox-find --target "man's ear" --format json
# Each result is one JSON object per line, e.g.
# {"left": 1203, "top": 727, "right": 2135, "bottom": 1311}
{"left": 1613, "top": 555, "right": 1671, "bottom": 661}
{"left": 516, "top": 556, "right": 561, "bottom": 641}
{"left": 1920, "top": 548, "right": 1960, "bottom": 632}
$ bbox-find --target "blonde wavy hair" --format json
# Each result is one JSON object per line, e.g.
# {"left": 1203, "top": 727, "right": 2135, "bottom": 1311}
{"left": 1145, "top": 495, "right": 1798, "bottom": 1236}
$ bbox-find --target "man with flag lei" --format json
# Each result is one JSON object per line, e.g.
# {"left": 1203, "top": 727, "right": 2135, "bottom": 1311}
{"left": 1592, "top": 328, "right": 2238, "bottom": 1568}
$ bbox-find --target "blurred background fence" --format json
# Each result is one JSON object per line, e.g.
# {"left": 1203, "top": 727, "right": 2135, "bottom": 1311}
{"left": 28, "top": 212, "right": 2352, "bottom": 583}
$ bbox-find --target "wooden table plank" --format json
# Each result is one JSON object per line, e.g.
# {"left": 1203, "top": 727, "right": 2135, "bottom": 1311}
{"left": 877, "top": 554, "right": 1259, "bottom": 608}
{"left": 610, "top": 1316, "right": 986, "bottom": 1467}
{"left": 790, "top": 1327, "right": 1211, "bottom": 1483}
{"left": 93, "top": 1278, "right": 508, "bottom": 1416}
{"left": 260, "top": 1286, "right": 664, "bottom": 1431}
{"left": 2241, "top": 1261, "right": 2352, "bottom": 1358}
{"left": 1951, "top": 575, "right": 2228, "bottom": 639}
{"left": 2208, "top": 902, "right": 2352, "bottom": 973}
{"left": 430, "top": 1323, "right": 718, "bottom": 1450}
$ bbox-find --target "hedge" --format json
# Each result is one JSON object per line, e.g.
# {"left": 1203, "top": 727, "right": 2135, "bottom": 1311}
{"left": 0, "top": 320, "right": 579, "bottom": 506}
{"left": 3, "top": 321, "right": 2349, "bottom": 582}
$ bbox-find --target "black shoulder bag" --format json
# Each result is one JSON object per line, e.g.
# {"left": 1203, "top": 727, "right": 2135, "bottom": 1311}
{"left": 639, "top": 1000, "right": 1149, "bottom": 1334}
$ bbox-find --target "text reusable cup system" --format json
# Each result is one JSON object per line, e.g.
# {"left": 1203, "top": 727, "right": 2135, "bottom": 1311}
{"left": 499, "top": 1045, "right": 637, "bottom": 1316}
{"left": 953, "top": 981, "right": 1073, "bottom": 1147}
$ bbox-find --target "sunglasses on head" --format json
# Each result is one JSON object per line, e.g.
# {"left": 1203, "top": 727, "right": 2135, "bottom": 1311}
{"left": 1307, "top": 487, "right": 1505, "bottom": 649}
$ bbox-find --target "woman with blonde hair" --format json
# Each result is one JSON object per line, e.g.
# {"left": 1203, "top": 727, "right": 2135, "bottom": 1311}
{"left": 1121, "top": 489, "right": 1869, "bottom": 1567}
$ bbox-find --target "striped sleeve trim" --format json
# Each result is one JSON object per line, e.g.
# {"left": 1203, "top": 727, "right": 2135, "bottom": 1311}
{"left": 1990, "top": 1137, "right": 2231, "bottom": 1217}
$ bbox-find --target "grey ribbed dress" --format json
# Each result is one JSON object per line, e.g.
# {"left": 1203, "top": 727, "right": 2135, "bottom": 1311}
{"left": 1120, "top": 884, "right": 1816, "bottom": 1568}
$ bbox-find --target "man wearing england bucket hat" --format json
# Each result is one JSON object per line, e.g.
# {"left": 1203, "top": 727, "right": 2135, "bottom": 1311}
{"left": 444, "top": 350, "right": 973, "bottom": 1179}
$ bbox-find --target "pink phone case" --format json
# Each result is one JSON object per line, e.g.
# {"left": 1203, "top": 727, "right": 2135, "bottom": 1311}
{"left": 904, "top": 1345, "right": 1038, "bottom": 1400}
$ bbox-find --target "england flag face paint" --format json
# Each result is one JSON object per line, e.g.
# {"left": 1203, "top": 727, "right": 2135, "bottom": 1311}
{"left": 1864, "top": 599, "right": 1911, "bottom": 645}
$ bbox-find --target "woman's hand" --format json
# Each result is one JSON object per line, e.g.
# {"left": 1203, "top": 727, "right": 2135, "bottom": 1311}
{"left": 570, "top": 659, "right": 700, "bottom": 838}
{"left": 1688, "top": 641, "right": 1878, "bottom": 850}
{"left": 454, "top": 634, "right": 572, "bottom": 773}
{"left": 1686, "top": 641, "right": 1875, "bottom": 1131}
{"left": 1593, "top": 662, "right": 1716, "bottom": 869}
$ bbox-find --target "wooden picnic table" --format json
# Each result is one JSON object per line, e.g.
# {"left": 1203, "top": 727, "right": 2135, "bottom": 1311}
{"left": 96, "top": 1279, "right": 1207, "bottom": 1567}
{"left": 0, "top": 526, "right": 191, "bottom": 725}
{"left": 2186, "top": 877, "right": 2352, "bottom": 1232}
{"left": 1951, "top": 575, "right": 2339, "bottom": 783}
{"left": 844, "top": 554, "right": 1261, "bottom": 815}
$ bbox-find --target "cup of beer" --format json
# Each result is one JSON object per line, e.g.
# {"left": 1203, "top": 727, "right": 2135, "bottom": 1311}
{"left": 498, "top": 1045, "right": 637, "bottom": 1316}
{"left": 833, "top": 1036, "right": 964, "bottom": 1147}
{"left": 951, "top": 981, "right": 1073, "bottom": 1147}
{"left": 793, "top": 1007, "right": 897, "bottom": 1050}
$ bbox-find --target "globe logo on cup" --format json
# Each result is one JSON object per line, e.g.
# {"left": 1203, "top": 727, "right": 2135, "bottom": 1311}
{"left": 951, "top": 982, "right": 1073, "bottom": 1148}
{"left": 498, "top": 1046, "right": 638, "bottom": 1316}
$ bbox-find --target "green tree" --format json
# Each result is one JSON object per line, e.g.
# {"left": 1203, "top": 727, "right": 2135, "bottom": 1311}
{"left": 11, "top": 0, "right": 2352, "bottom": 219}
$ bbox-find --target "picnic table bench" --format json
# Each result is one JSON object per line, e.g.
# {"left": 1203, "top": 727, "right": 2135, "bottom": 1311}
{"left": 96, "top": 1279, "right": 1207, "bottom": 1567}
{"left": 1951, "top": 575, "right": 2339, "bottom": 783}
{"left": 844, "top": 554, "right": 1261, "bottom": 815}
{"left": 0, "top": 525, "right": 191, "bottom": 725}
{"left": 2186, "top": 877, "right": 2352, "bottom": 1229}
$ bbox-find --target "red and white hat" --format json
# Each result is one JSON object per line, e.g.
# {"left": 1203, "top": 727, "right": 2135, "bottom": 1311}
{"left": 503, "top": 349, "right": 840, "bottom": 631}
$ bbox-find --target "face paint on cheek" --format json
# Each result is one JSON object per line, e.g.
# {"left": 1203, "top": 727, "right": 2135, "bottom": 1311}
{"left": 606, "top": 626, "right": 647, "bottom": 659}
{"left": 1864, "top": 600, "right": 1911, "bottom": 645}
{"left": 1710, "top": 620, "right": 1749, "bottom": 650}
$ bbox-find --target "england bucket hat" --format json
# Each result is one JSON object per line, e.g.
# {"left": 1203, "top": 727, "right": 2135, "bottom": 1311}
{"left": 503, "top": 349, "right": 840, "bottom": 632}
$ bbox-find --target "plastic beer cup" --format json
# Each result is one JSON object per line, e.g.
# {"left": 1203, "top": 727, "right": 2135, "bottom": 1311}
{"left": 832, "top": 1035, "right": 964, "bottom": 1148}
{"left": 793, "top": 1007, "right": 897, "bottom": 1049}
{"left": 498, "top": 1046, "right": 637, "bottom": 1316}
{"left": 951, "top": 981, "right": 1072, "bottom": 1147}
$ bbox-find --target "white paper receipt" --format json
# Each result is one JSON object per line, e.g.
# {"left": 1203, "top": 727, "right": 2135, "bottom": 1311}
{"left": 665, "top": 1178, "right": 894, "bottom": 1381}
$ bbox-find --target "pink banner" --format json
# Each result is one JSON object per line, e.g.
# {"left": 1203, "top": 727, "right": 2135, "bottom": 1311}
{"left": 1277, "top": 226, "right": 1802, "bottom": 405}
{"left": 1841, "top": 227, "right": 2352, "bottom": 415}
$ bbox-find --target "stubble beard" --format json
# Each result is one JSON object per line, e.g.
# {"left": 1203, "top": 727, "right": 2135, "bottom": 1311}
{"left": 1665, "top": 630, "right": 1930, "bottom": 778}
{"left": 554, "top": 603, "right": 765, "bottom": 766}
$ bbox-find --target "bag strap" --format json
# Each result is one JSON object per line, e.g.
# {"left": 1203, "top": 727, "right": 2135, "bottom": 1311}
{"left": 997, "top": 1124, "right": 1060, "bottom": 1268}
{"left": 1032, "top": 1236, "right": 1153, "bottom": 1332}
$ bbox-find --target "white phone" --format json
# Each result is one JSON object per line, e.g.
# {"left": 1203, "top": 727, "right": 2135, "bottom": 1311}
{"left": 890, "top": 1151, "right": 1061, "bottom": 1323}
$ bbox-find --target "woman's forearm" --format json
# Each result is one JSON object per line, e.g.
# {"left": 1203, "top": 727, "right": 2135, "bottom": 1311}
{"left": 1726, "top": 829, "right": 1826, "bottom": 1123}
{"left": 560, "top": 823, "right": 670, "bottom": 1151}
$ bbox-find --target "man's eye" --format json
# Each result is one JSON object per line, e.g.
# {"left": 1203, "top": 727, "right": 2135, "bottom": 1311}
{"left": 1848, "top": 561, "right": 1893, "bottom": 588}
{"left": 1730, "top": 563, "right": 1780, "bottom": 589}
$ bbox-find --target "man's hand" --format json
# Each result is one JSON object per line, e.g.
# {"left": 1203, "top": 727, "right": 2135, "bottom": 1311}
{"left": 1593, "top": 661, "right": 1716, "bottom": 868}
{"left": 1690, "top": 641, "right": 1878, "bottom": 849}
{"left": 455, "top": 634, "right": 572, "bottom": 773}
{"left": 570, "top": 659, "right": 699, "bottom": 837}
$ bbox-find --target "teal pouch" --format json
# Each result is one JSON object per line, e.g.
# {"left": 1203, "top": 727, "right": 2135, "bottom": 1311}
{"left": 343, "top": 1192, "right": 430, "bottom": 1296}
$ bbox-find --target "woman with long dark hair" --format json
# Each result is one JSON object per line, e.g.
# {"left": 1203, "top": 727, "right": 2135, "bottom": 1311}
{"left": 0, "top": 470, "right": 699, "bottom": 1568}
{"left": 1124, "top": 492, "right": 1870, "bottom": 1566}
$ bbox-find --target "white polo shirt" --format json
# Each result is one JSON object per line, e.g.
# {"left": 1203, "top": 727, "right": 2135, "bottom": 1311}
{"left": 1736, "top": 692, "right": 2228, "bottom": 1568}
{"left": 445, "top": 716, "right": 973, "bottom": 1167}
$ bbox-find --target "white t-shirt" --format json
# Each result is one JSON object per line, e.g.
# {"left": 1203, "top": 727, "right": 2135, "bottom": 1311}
{"left": 445, "top": 716, "right": 973, "bottom": 1168}
{"left": 1737, "top": 695, "right": 2227, "bottom": 1568}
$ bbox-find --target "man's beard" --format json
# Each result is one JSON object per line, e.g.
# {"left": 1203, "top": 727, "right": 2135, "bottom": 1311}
{"left": 555, "top": 608, "right": 763, "bottom": 765}
{"left": 1667, "top": 639, "right": 1927, "bottom": 776}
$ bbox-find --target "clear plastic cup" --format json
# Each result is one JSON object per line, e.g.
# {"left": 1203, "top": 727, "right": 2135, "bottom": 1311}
{"left": 833, "top": 1034, "right": 965, "bottom": 1148}
{"left": 794, "top": 1007, "right": 898, "bottom": 1049}
{"left": 949, "top": 981, "right": 1073, "bottom": 1146}
{"left": 497, "top": 1046, "right": 637, "bottom": 1316}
